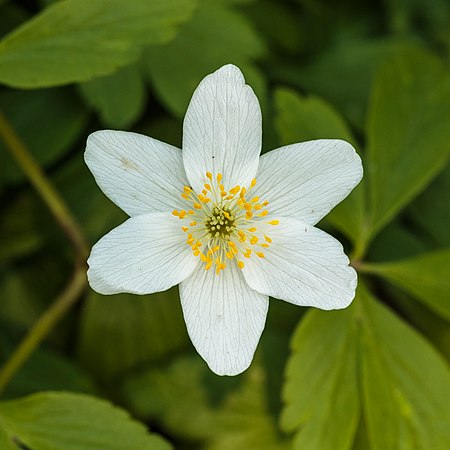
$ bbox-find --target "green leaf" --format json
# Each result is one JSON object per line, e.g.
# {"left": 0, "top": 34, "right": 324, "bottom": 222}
{"left": 273, "top": 87, "right": 367, "bottom": 244}
{"left": 77, "top": 289, "right": 190, "bottom": 382}
{"left": 79, "top": 64, "right": 146, "bottom": 128}
{"left": 144, "top": 0, "right": 265, "bottom": 117}
{"left": 366, "top": 46, "right": 450, "bottom": 240}
{"left": 274, "top": 88, "right": 355, "bottom": 145}
{"left": 0, "top": 392, "right": 171, "bottom": 450}
{"left": 368, "top": 220, "right": 428, "bottom": 262}
{"left": 364, "top": 249, "right": 450, "bottom": 322}
{"left": 409, "top": 162, "right": 450, "bottom": 246}
{"left": 273, "top": 38, "right": 416, "bottom": 128}
{"left": 123, "top": 355, "right": 226, "bottom": 440}
{"left": 281, "top": 304, "right": 360, "bottom": 450}
{"left": 0, "top": 0, "right": 197, "bottom": 88}
{"left": 0, "top": 87, "right": 89, "bottom": 186}
{"left": 123, "top": 345, "right": 289, "bottom": 448}
{"left": 360, "top": 287, "right": 450, "bottom": 450}
{"left": 205, "top": 365, "right": 290, "bottom": 450}
{"left": 0, "top": 427, "right": 17, "bottom": 450}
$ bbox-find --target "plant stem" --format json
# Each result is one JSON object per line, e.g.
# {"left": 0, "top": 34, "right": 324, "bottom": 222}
{"left": 0, "top": 266, "right": 87, "bottom": 394}
{"left": 0, "top": 111, "right": 89, "bottom": 259}
{"left": 0, "top": 110, "right": 89, "bottom": 395}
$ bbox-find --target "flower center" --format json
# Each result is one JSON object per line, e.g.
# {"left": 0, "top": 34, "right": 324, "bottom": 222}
{"left": 172, "top": 172, "right": 278, "bottom": 275}
{"left": 205, "top": 206, "right": 236, "bottom": 240}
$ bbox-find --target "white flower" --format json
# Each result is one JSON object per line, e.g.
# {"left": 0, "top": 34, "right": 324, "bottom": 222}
{"left": 85, "top": 64, "right": 362, "bottom": 376}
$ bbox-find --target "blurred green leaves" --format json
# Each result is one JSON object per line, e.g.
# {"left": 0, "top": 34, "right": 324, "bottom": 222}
{"left": 123, "top": 353, "right": 289, "bottom": 449}
{"left": 77, "top": 289, "right": 189, "bottom": 383}
{"left": 79, "top": 65, "right": 146, "bottom": 128}
{"left": 0, "top": 0, "right": 197, "bottom": 88}
{"left": 283, "top": 285, "right": 450, "bottom": 450}
{"left": 0, "top": 87, "right": 88, "bottom": 186}
{"left": 275, "top": 45, "right": 450, "bottom": 256}
{"left": 274, "top": 87, "right": 367, "bottom": 245}
{"left": 366, "top": 47, "right": 450, "bottom": 240}
{"left": 0, "top": 392, "right": 171, "bottom": 450}
{"left": 144, "top": 0, "right": 265, "bottom": 117}
{"left": 360, "top": 288, "right": 450, "bottom": 450}
{"left": 364, "top": 250, "right": 450, "bottom": 321}
{"left": 282, "top": 305, "right": 359, "bottom": 450}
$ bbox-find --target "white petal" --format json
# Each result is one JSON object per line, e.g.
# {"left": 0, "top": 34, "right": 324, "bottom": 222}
{"left": 182, "top": 64, "right": 261, "bottom": 193}
{"left": 87, "top": 212, "right": 198, "bottom": 295}
{"left": 85, "top": 130, "right": 189, "bottom": 216}
{"left": 254, "top": 140, "right": 362, "bottom": 225}
{"left": 242, "top": 217, "right": 357, "bottom": 310}
{"left": 179, "top": 261, "right": 269, "bottom": 376}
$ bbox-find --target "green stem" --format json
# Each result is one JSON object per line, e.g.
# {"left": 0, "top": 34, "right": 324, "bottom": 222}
{"left": 0, "top": 111, "right": 89, "bottom": 259}
{"left": 0, "top": 111, "right": 90, "bottom": 395}
{"left": 357, "top": 261, "right": 383, "bottom": 275}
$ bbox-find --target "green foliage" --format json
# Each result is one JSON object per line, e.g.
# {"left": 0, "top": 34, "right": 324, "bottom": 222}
{"left": 0, "top": 392, "right": 171, "bottom": 450}
{"left": 274, "top": 87, "right": 366, "bottom": 245}
{"left": 144, "top": 0, "right": 265, "bottom": 117}
{"left": 274, "top": 88, "right": 355, "bottom": 145}
{"left": 0, "top": 0, "right": 197, "bottom": 88}
{"left": 77, "top": 289, "right": 190, "bottom": 382}
{"left": 274, "top": 38, "right": 416, "bottom": 128}
{"left": 79, "top": 65, "right": 146, "bottom": 128}
{"left": 282, "top": 305, "right": 359, "bottom": 450}
{"left": 360, "top": 287, "right": 450, "bottom": 450}
{"left": 283, "top": 286, "right": 450, "bottom": 450}
{"left": 366, "top": 250, "right": 450, "bottom": 321}
{"left": 409, "top": 163, "right": 450, "bottom": 246}
{"left": 123, "top": 353, "right": 289, "bottom": 449}
{"left": 0, "top": 427, "right": 16, "bottom": 450}
{"left": 366, "top": 47, "right": 450, "bottom": 240}
{"left": 0, "top": 87, "right": 89, "bottom": 186}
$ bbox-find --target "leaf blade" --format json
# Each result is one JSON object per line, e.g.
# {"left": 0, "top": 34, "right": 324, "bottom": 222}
{"left": 0, "top": 392, "right": 171, "bottom": 450}
{"left": 366, "top": 46, "right": 450, "bottom": 239}
{"left": 0, "top": 0, "right": 197, "bottom": 88}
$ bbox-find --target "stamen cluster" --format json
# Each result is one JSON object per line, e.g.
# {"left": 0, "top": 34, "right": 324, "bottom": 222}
{"left": 172, "top": 172, "right": 279, "bottom": 274}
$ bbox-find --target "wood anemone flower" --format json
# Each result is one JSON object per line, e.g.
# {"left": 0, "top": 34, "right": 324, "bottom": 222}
{"left": 84, "top": 64, "right": 363, "bottom": 376}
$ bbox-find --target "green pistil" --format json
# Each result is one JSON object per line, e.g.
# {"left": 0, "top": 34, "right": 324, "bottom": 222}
{"left": 205, "top": 206, "right": 236, "bottom": 239}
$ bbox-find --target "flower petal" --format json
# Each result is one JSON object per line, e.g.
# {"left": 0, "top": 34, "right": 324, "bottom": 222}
{"left": 87, "top": 212, "right": 198, "bottom": 295}
{"left": 85, "top": 130, "right": 189, "bottom": 216}
{"left": 242, "top": 217, "right": 357, "bottom": 310}
{"left": 182, "top": 64, "right": 261, "bottom": 192}
{"left": 254, "top": 139, "right": 362, "bottom": 225}
{"left": 179, "top": 261, "right": 269, "bottom": 376}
